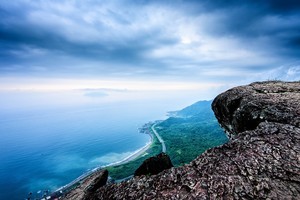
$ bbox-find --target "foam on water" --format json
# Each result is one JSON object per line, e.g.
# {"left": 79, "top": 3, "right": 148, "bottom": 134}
{"left": 0, "top": 102, "right": 165, "bottom": 200}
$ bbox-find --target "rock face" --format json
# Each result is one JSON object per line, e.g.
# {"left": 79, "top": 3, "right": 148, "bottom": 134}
{"left": 84, "top": 170, "right": 108, "bottom": 194}
{"left": 134, "top": 153, "right": 173, "bottom": 176}
{"left": 88, "top": 81, "right": 300, "bottom": 199}
{"left": 212, "top": 81, "right": 300, "bottom": 139}
{"left": 62, "top": 169, "right": 108, "bottom": 200}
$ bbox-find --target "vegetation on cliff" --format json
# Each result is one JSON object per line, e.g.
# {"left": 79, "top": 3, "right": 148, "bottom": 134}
{"left": 157, "top": 100, "right": 228, "bottom": 166}
{"left": 106, "top": 100, "right": 228, "bottom": 180}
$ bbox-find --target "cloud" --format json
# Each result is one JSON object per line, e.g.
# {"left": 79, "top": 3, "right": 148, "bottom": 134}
{"left": 84, "top": 91, "right": 108, "bottom": 98}
{"left": 262, "top": 63, "right": 300, "bottom": 81}
{"left": 0, "top": 0, "right": 299, "bottom": 84}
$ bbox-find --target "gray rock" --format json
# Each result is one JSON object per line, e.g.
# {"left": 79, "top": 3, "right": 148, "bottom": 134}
{"left": 212, "top": 81, "right": 300, "bottom": 138}
{"left": 84, "top": 169, "right": 108, "bottom": 194}
{"left": 62, "top": 169, "right": 108, "bottom": 200}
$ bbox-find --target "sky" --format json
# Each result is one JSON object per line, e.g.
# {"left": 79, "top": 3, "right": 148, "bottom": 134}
{"left": 0, "top": 0, "right": 300, "bottom": 92}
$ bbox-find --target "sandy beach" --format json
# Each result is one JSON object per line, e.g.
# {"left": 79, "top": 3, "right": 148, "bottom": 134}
{"left": 104, "top": 132, "right": 153, "bottom": 168}
{"left": 57, "top": 125, "right": 155, "bottom": 199}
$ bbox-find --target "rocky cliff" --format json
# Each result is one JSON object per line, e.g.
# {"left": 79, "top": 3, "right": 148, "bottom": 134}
{"left": 212, "top": 81, "right": 300, "bottom": 139}
{"left": 62, "top": 170, "right": 108, "bottom": 200}
{"left": 80, "top": 81, "right": 300, "bottom": 199}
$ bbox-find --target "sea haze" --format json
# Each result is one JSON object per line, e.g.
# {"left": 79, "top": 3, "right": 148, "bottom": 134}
{"left": 0, "top": 89, "right": 207, "bottom": 200}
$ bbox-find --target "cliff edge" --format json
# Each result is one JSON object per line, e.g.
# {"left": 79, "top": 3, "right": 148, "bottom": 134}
{"left": 212, "top": 81, "right": 300, "bottom": 139}
{"left": 85, "top": 81, "right": 300, "bottom": 199}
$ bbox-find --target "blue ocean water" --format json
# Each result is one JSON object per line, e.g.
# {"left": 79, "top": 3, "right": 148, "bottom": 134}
{"left": 0, "top": 94, "right": 185, "bottom": 200}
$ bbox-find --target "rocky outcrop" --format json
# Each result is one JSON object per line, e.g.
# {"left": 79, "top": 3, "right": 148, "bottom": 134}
{"left": 212, "top": 81, "right": 300, "bottom": 139}
{"left": 134, "top": 153, "right": 173, "bottom": 176}
{"left": 62, "top": 169, "right": 108, "bottom": 200}
{"left": 84, "top": 170, "right": 108, "bottom": 194}
{"left": 86, "top": 81, "right": 300, "bottom": 199}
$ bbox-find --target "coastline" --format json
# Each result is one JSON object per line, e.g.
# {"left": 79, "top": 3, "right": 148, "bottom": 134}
{"left": 103, "top": 131, "right": 153, "bottom": 168}
{"left": 54, "top": 123, "right": 155, "bottom": 199}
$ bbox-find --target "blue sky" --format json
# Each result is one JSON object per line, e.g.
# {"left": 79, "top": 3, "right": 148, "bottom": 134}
{"left": 0, "top": 0, "right": 300, "bottom": 91}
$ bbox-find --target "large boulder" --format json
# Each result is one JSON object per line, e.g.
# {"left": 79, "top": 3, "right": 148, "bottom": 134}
{"left": 62, "top": 169, "right": 108, "bottom": 200}
{"left": 212, "top": 81, "right": 300, "bottom": 138}
{"left": 134, "top": 153, "right": 173, "bottom": 176}
{"left": 84, "top": 169, "right": 108, "bottom": 194}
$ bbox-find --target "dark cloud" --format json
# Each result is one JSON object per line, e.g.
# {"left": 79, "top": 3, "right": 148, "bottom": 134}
{"left": 197, "top": 0, "right": 300, "bottom": 14}
{"left": 0, "top": 1, "right": 181, "bottom": 76}
{"left": 185, "top": 0, "right": 300, "bottom": 62}
{"left": 0, "top": 0, "right": 299, "bottom": 82}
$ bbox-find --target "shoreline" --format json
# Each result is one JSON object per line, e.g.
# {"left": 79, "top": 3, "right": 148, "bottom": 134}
{"left": 103, "top": 130, "right": 153, "bottom": 168}
{"left": 53, "top": 123, "right": 155, "bottom": 199}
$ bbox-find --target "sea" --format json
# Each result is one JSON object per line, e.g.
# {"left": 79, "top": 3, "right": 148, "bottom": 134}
{"left": 0, "top": 89, "right": 213, "bottom": 200}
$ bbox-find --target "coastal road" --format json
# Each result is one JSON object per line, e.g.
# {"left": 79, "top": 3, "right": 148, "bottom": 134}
{"left": 151, "top": 124, "right": 166, "bottom": 153}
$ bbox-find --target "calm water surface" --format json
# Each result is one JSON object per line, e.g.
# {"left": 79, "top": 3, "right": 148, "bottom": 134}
{"left": 0, "top": 96, "right": 179, "bottom": 199}
{"left": 0, "top": 89, "right": 212, "bottom": 199}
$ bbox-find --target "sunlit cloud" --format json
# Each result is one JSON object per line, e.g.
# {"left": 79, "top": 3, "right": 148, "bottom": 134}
{"left": 0, "top": 77, "right": 223, "bottom": 92}
{"left": 0, "top": 0, "right": 299, "bottom": 89}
